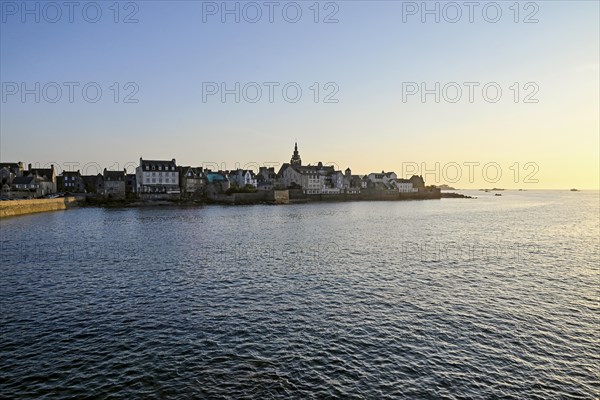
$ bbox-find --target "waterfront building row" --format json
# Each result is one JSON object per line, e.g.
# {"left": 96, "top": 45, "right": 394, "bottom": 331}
{"left": 0, "top": 143, "right": 431, "bottom": 200}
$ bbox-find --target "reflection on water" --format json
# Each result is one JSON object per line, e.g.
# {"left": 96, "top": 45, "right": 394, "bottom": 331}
{"left": 1, "top": 191, "right": 598, "bottom": 398}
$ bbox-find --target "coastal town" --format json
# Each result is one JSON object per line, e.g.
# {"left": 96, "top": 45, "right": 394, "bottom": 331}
{"left": 0, "top": 143, "right": 440, "bottom": 205}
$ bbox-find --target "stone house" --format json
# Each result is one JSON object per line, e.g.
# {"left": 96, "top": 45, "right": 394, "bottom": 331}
{"left": 0, "top": 161, "right": 25, "bottom": 192}
{"left": 257, "top": 167, "right": 276, "bottom": 191}
{"left": 82, "top": 174, "right": 104, "bottom": 195}
{"left": 205, "top": 171, "right": 230, "bottom": 196}
{"left": 59, "top": 170, "right": 85, "bottom": 193}
{"left": 103, "top": 169, "right": 126, "bottom": 199}
{"left": 26, "top": 164, "right": 57, "bottom": 193}
{"left": 179, "top": 166, "right": 205, "bottom": 198}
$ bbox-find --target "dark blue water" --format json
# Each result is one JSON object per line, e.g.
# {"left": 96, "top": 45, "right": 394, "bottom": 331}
{"left": 1, "top": 191, "right": 598, "bottom": 399}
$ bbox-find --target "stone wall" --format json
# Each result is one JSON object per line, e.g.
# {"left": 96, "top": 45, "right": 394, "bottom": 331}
{"left": 288, "top": 188, "right": 441, "bottom": 202}
{"left": 0, "top": 197, "right": 78, "bottom": 218}
{"left": 208, "top": 190, "right": 289, "bottom": 205}
{"left": 272, "top": 190, "right": 289, "bottom": 204}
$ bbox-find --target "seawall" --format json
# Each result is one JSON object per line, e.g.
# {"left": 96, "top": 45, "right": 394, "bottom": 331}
{"left": 208, "top": 190, "right": 290, "bottom": 205}
{"left": 0, "top": 197, "right": 78, "bottom": 218}
{"left": 288, "top": 188, "right": 442, "bottom": 202}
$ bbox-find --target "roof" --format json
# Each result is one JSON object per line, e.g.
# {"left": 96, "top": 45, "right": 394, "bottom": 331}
{"left": 206, "top": 172, "right": 227, "bottom": 183}
{"left": 82, "top": 174, "right": 104, "bottom": 183}
{"left": 13, "top": 176, "right": 36, "bottom": 185}
{"left": 63, "top": 171, "right": 82, "bottom": 177}
{"left": 104, "top": 170, "right": 125, "bottom": 181}
{"left": 294, "top": 164, "right": 336, "bottom": 175}
{"left": 28, "top": 168, "right": 54, "bottom": 179}
{"left": 180, "top": 166, "right": 203, "bottom": 178}
{"left": 140, "top": 159, "right": 177, "bottom": 171}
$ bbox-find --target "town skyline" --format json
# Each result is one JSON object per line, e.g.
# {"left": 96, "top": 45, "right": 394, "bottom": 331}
{"left": 2, "top": 145, "right": 596, "bottom": 190}
{"left": 1, "top": 142, "right": 439, "bottom": 203}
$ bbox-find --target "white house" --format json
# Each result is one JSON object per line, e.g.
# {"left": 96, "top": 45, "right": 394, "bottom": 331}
{"left": 136, "top": 158, "right": 180, "bottom": 194}
{"left": 395, "top": 178, "right": 417, "bottom": 193}
{"left": 368, "top": 171, "right": 397, "bottom": 185}
{"left": 228, "top": 169, "right": 257, "bottom": 188}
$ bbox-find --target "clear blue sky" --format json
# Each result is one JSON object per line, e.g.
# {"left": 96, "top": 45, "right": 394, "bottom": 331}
{"left": 1, "top": 1, "right": 598, "bottom": 188}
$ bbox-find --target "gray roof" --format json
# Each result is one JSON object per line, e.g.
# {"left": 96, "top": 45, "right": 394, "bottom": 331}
{"left": 13, "top": 176, "right": 36, "bottom": 185}
{"left": 104, "top": 170, "right": 125, "bottom": 181}
{"left": 141, "top": 159, "right": 177, "bottom": 170}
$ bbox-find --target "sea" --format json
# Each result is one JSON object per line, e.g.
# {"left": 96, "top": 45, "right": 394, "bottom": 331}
{"left": 1, "top": 190, "right": 598, "bottom": 399}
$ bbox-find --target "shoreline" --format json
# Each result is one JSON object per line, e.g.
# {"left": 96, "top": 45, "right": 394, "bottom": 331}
{"left": 0, "top": 192, "right": 473, "bottom": 218}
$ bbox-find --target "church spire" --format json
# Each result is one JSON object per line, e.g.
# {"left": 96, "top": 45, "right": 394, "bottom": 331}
{"left": 290, "top": 142, "right": 302, "bottom": 166}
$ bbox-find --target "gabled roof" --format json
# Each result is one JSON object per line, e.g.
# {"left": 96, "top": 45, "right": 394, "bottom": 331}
{"left": 104, "top": 170, "right": 125, "bottom": 181}
{"left": 13, "top": 176, "right": 37, "bottom": 185}
{"left": 206, "top": 172, "right": 227, "bottom": 183}
{"left": 63, "top": 171, "right": 82, "bottom": 177}
{"left": 27, "top": 168, "right": 54, "bottom": 179}
{"left": 82, "top": 174, "right": 104, "bottom": 183}
{"left": 140, "top": 158, "right": 177, "bottom": 170}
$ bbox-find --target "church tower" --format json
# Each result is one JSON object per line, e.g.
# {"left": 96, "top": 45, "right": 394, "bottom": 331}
{"left": 290, "top": 142, "right": 302, "bottom": 166}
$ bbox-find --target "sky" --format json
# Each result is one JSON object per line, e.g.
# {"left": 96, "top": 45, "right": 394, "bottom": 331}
{"left": 1, "top": 0, "right": 598, "bottom": 189}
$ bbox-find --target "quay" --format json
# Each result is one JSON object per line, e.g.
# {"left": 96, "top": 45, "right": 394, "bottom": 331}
{"left": 0, "top": 197, "right": 78, "bottom": 218}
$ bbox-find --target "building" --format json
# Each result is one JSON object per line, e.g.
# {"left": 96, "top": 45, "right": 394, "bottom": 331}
{"left": 179, "top": 166, "right": 205, "bottom": 198}
{"left": 26, "top": 164, "right": 57, "bottom": 193}
{"left": 290, "top": 142, "right": 302, "bottom": 166}
{"left": 0, "top": 161, "right": 25, "bottom": 192}
{"left": 82, "top": 174, "right": 104, "bottom": 195}
{"left": 125, "top": 174, "right": 136, "bottom": 195}
{"left": 410, "top": 175, "right": 425, "bottom": 189}
{"left": 59, "top": 170, "right": 85, "bottom": 193}
{"left": 12, "top": 176, "right": 41, "bottom": 197}
{"left": 367, "top": 171, "right": 398, "bottom": 185}
{"left": 205, "top": 171, "right": 230, "bottom": 196}
{"left": 277, "top": 143, "right": 345, "bottom": 194}
{"left": 228, "top": 169, "right": 257, "bottom": 189}
{"left": 257, "top": 167, "right": 276, "bottom": 191}
{"left": 103, "top": 169, "right": 126, "bottom": 199}
{"left": 136, "top": 158, "right": 180, "bottom": 194}
{"left": 278, "top": 163, "right": 341, "bottom": 194}
{"left": 343, "top": 168, "right": 362, "bottom": 194}
{"left": 277, "top": 163, "right": 302, "bottom": 189}
{"left": 395, "top": 178, "right": 417, "bottom": 193}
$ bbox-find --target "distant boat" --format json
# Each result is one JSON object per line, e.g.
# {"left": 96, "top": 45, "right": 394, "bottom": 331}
{"left": 570, "top": 188, "right": 579, "bottom": 192}
{"left": 495, "top": 193, "right": 502, "bottom": 196}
